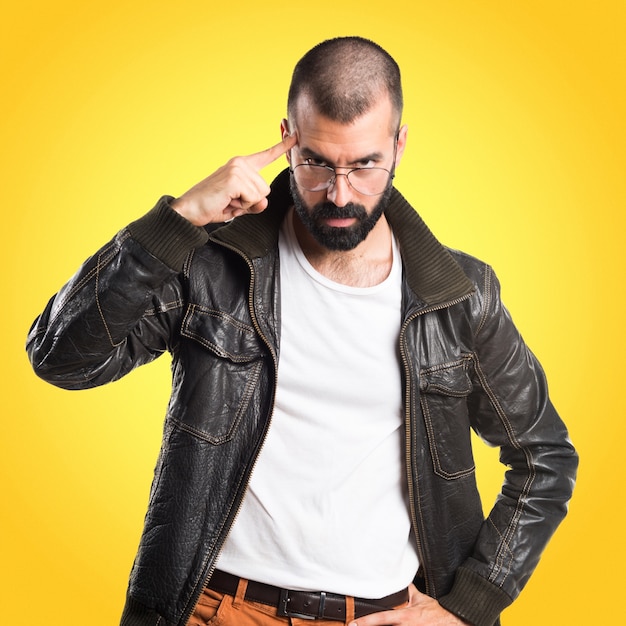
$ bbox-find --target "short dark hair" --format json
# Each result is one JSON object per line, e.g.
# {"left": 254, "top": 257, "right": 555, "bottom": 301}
{"left": 287, "top": 36, "right": 403, "bottom": 130}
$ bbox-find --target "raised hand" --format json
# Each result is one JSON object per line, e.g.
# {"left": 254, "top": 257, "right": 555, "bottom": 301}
{"left": 171, "top": 133, "right": 297, "bottom": 226}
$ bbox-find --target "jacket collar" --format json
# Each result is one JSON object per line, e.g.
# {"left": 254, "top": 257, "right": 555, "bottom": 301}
{"left": 208, "top": 168, "right": 474, "bottom": 307}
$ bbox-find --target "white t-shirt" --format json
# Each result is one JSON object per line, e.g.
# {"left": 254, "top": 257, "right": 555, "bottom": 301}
{"left": 215, "top": 211, "right": 419, "bottom": 597}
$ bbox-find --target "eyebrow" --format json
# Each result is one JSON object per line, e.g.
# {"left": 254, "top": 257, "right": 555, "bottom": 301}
{"left": 298, "top": 145, "right": 385, "bottom": 166}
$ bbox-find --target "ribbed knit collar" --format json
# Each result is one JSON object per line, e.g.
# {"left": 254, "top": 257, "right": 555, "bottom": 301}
{"left": 209, "top": 168, "right": 474, "bottom": 307}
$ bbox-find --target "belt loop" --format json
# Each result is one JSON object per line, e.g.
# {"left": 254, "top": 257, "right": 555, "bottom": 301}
{"left": 233, "top": 577, "right": 248, "bottom": 609}
{"left": 345, "top": 596, "right": 355, "bottom": 624}
{"left": 318, "top": 591, "right": 327, "bottom": 618}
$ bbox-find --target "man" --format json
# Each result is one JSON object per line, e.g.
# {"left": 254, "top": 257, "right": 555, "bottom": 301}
{"left": 27, "top": 37, "right": 577, "bottom": 626}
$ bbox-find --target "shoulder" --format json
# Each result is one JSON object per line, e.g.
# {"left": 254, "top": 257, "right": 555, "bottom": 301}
{"left": 446, "top": 248, "right": 495, "bottom": 292}
{"left": 442, "top": 248, "right": 505, "bottom": 336}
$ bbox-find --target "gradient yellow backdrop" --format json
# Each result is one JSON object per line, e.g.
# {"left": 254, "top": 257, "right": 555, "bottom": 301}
{"left": 2, "top": 1, "right": 624, "bottom": 624}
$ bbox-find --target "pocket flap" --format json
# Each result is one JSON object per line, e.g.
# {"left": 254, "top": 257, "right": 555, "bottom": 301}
{"left": 420, "top": 360, "right": 472, "bottom": 396}
{"left": 181, "top": 305, "right": 263, "bottom": 362}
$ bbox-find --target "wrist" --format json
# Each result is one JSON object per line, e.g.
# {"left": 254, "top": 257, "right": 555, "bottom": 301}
{"left": 170, "top": 195, "right": 200, "bottom": 225}
{"left": 438, "top": 567, "right": 512, "bottom": 626}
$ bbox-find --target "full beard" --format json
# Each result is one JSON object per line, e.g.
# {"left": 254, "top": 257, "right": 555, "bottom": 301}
{"left": 289, "top": 176, "right": 393, "bottom": 251}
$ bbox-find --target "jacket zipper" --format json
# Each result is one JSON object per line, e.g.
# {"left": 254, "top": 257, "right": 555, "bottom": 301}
{"left": 399, "top": 292, "right": 474, "bottom": 598}
{"left": 181, "top": 241, "right": 280, "bottom": 626}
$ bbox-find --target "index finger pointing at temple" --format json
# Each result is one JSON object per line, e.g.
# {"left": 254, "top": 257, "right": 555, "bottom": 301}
{"left": 246, "top": 134, "right": 297, "bottom": 171}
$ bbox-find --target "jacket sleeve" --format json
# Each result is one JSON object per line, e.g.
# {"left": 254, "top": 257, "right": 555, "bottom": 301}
{"left": 439, "top": 264, "right": 578, "bottom": 625}
{"left": 26, "top": 197, "right": 208, "bottom": 389}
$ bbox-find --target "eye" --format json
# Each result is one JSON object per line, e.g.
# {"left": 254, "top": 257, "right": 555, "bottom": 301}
{"left": 354, "top": 159, "right": 376, "bottom": 169}
{"left": 305, "top": 157, "right": 328, "bottom": 167}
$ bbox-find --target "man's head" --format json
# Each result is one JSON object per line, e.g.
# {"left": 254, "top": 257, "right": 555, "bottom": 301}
{"left": 287, "top": 36, "right": 403, "bottom": 132}
{"left": 283, "top": 37, "right": 407, "bottom": 252}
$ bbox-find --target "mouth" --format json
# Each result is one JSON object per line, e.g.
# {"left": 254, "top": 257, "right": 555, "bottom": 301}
{"left": 322, "top": 217, "right": 358, "bottom": 228}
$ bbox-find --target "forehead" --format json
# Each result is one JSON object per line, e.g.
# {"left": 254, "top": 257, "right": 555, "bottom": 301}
{"left": 291, "top": 94, "right": 397, "bottom": 163}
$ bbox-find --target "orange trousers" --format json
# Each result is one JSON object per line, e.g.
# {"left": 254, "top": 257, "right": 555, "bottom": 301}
{"left": 188, "top": 577, "right": 407, "bottom": 626}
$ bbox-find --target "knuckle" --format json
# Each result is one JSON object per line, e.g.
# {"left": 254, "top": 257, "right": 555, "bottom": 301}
{"left": 227, "top": 155, "right": 246, "bottom": 169}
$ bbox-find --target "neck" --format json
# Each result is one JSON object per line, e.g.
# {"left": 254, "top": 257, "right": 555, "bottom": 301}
{"left": 290, "top": 208, "right": 394, "bottom": 287}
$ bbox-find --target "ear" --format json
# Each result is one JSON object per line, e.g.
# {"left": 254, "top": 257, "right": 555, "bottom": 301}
{"left": 394, "top": 124, "right": 408, "bottom": 167}
{"left": 281, "top": 118, "right": 293, "bottom": 164}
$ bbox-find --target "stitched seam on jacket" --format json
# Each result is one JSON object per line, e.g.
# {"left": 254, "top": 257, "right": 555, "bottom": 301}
{"left": 95, "top": 243, "right": 126, "bottom": 347}
{"left": 487, "top": 516, "right": 515, "bottom": 583}
{"left": 32, "top": 236, "right": 128, "bottom": 339}
{"left": 473, "top": 355, "right": 536, "bottom": 587}
{"left": 420, "top": 357, "right": 475, "bottom": 479}
{"left": 472, "top": 262, "right": 535, "bottom": 586}
{"left": 144, "top": 299, "right": 184, "bottom": 316}
{"left": 181, "top": 305, "right": 258, "bottom": 362}
{"left": 176, "top": 422, "right": 260, "bottom": 620}
{"left": 168, "top": 359, "right": 262, "bottom": 445}
{"left": 186, "top": 305, "right": 256, "bottom": 335}
{"left": 474, "top": 265, "right": 492, "bottom": 338}
{"left": 411, "top": 386, "right": 435, "bottom": 597}
{"left": 420, "top": 395, "right": 475, "bottom": 479}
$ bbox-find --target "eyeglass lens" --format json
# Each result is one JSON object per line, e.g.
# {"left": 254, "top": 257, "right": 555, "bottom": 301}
{"left": 293, "top": 165, "right": 391, "bottom": 196}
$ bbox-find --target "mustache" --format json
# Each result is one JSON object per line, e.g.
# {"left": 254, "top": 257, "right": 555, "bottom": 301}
{"left": 310, "top": 202, "right": 368, "bottom": 220}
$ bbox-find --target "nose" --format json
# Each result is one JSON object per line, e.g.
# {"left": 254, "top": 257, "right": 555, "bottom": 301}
{"left": 326, "top": 172, "right": 353, "bottom": 207}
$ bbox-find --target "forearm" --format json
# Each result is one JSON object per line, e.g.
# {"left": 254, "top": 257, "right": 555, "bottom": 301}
{"left": 442, "top": 269, "right": 577, "bottom": 624}
{"left": 467, "top": 273, "right": 577, "bottom": 596}
{"left": 437, "top": 424, "right": 576, "bottom": 625}
{"left": 26, "top": 197, "right": 207, "bottom": 388}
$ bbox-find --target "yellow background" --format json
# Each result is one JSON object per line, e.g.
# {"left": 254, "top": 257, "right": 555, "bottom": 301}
{"left": 2, "top": 1, "right": 624, "bottom": 623}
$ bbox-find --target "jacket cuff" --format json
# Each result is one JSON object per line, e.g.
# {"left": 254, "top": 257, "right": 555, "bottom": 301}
{"left": 438, "top": 567, "right": 512, "bottom": 626}
{"left": 127, "top": 196, "right": 209, "bottom": 271}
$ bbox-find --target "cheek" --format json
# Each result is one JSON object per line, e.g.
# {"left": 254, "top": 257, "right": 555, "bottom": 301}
{"left": 298, "top": 189, "right": 326, "bottom": 212}
{"left": 362, "top": 198, "right": 383, "bottom": 216}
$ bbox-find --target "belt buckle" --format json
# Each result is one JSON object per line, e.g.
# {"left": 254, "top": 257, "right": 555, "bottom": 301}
{"left": 277, "top": 589, "right": 326, "bottom": 620}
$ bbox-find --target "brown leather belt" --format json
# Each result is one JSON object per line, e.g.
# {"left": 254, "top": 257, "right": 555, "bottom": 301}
{"left": 207, "top": 569, "right": 409, "bottom": 621}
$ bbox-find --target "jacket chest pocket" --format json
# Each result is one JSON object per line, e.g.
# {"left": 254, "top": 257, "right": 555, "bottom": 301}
{"left": 171, "top": 305, "right": 267, "bottom": 444}
{"left": 419, "top": 358, "right": 475, "bottom": 479}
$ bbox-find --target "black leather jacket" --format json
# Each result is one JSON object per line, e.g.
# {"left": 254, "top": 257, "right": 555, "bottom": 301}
{"left": 27, "top": 170, "right": 577, "bottom": 626}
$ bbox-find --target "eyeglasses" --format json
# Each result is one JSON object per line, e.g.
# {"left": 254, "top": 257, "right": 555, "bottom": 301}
{"left": 290, "top": 163, "right": 394, "bottom": 196}
{"left": 289, "top": 134, "right": 398, "bottom": 197}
